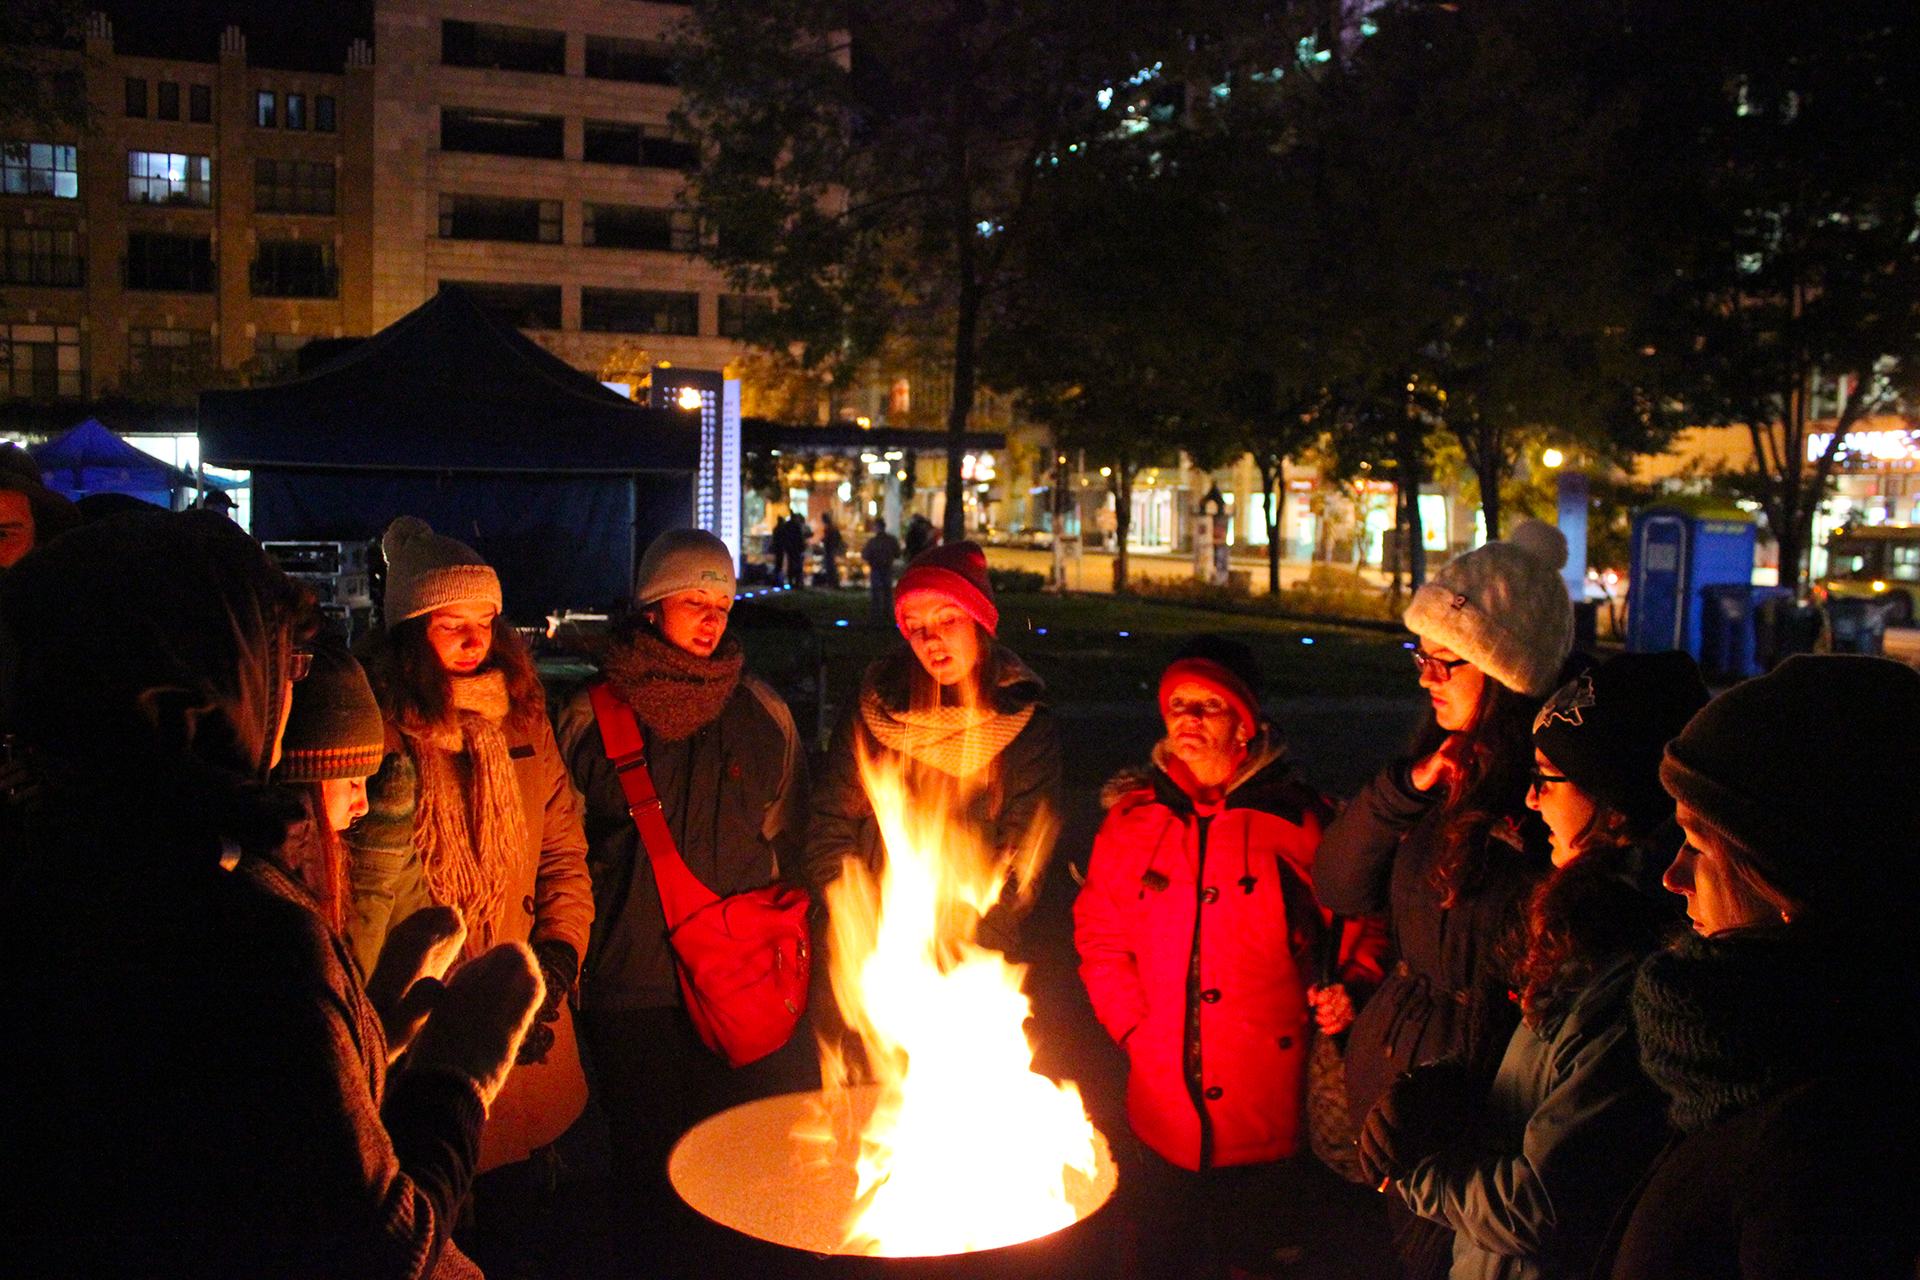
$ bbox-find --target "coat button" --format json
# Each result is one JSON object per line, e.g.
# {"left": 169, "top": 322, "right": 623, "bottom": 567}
{"left": 523, "top": 894, "right": 536, "bottom": 916}
{"left": 1201, "top": 887, "right": 1220, "bottom": 904}
{"left": 1201, "top": 988, "right": 1221, "bottom": 1004}
{"left": 1204, "top": 1086, "right": 1223, "bottom": 1101}
{"left": 1277, "top": 1036, "right": 1292, "bottom": 1050}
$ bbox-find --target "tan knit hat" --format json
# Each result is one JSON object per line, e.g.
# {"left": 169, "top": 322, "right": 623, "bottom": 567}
{"left": 275, "top": 646, "right": 387, "bottom": 783}
{"left": 1403, "top": 518, "right": 1573, "bottom": 696}
{"left": 381, "top": 516, "right": 501, "bottom": 624}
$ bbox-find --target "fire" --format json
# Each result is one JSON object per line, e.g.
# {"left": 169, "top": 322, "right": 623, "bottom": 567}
{"left": 809, "top": 742, "right": 1098, "bottom": 1256}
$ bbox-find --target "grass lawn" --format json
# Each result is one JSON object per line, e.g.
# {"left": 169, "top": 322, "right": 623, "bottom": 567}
{"left": 737, "top": 586, "right": 1417, "bottom": 710}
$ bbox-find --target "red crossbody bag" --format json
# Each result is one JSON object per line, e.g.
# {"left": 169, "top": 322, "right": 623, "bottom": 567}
{"left": 588, "top": 682, "right": 811, "bottom": 1068}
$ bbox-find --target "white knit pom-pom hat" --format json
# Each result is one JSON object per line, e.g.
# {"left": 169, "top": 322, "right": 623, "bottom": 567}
{"left": 381, "top": 516, "right": 502, "bottom": 624}
{"left": 1403, "top": 518, "right": 1574, "bottom": 696}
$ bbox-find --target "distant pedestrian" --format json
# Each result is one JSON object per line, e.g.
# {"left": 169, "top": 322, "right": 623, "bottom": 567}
{"left": 782, "top": 512, "right": 809, "bottom": 589}
{"left": 903, "top": 512, "right": 934, "bottom": 561}
{"left": 862, "top": 518, "right": 900, "bottom": 624}
{"left": 819, "top": 512, "right": 844, "bottom": 588}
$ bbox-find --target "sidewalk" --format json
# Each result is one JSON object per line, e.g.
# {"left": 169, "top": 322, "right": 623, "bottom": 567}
{"left": 983, "top": 544, "right": 1395, "bottom": 595}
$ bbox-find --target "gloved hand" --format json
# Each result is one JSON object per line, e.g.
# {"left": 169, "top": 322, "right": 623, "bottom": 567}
{"left": 1358, "top": 1057, "right": 1480, "bottom": 1189}
{"left": 515, "top": 939, "right": 579, "bottom": 1066}
{"left": 404, "top": 942, "right": 544, "bottom": 1109}
{"left": 365, "top": 905, "right": 467, "bottom": 1061}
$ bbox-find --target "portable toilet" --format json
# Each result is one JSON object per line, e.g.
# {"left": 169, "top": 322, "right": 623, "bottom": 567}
{"left": 1627, "top": 499, "right": 1757, "bottom": 658}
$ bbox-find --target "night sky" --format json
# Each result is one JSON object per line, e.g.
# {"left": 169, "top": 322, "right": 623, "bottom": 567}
{"left": 97, "top": 0, "right": 375, "bottom": 74}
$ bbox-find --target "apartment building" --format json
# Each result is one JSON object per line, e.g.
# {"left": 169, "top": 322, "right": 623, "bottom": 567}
{"left": 0, "top": 14, "right": 374, "bottom": 411}
{"left": 371, "top": 0, "right": 748, "bottom": 378}
{"left": 2, "top": 1, "right": 746, "bottom": 420}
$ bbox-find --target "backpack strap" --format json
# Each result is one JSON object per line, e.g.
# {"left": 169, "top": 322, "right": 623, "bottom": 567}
{"left": 587, "top": 681, "right": 720, "bottom": 929}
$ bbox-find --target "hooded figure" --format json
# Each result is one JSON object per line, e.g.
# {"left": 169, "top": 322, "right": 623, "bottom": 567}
{"left": 0, "top": 511, "right": 538, "bottom": 1280}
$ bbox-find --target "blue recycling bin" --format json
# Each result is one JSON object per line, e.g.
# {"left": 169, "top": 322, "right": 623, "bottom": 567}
{"left": 1628, "top": 501, "right": 1758, "bottom": 660}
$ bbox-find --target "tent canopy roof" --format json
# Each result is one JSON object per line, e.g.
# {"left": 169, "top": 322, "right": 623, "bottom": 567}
{"left": 31, "top": 419, "right": 207, "bottom": 490}
{"left": 199, "top": 286, "right": 699, "bottom": 473}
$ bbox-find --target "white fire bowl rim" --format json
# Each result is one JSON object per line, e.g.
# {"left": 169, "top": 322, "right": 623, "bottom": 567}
{"left": 667, "top": 1084, "right": 1117, "bottom": 1259}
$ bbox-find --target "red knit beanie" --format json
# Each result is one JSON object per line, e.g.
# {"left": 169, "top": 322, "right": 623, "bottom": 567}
{"left": 1158, "top": 658, "right": 1259, "bottom": 737}
{"left": 894, "top": 540, "right": 998, "bottom": 636}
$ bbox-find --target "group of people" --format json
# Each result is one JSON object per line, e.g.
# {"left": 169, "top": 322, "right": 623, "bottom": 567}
{"left": 0, "top": 485, "right": 1915, "bottom": 1280}
{"left": 764, "top": 506, "right": 937, "bottom": 604}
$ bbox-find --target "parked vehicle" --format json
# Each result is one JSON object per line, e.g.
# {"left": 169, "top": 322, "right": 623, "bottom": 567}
{"left": 1815, "top": 523, "right": 1920, "bottom": 626}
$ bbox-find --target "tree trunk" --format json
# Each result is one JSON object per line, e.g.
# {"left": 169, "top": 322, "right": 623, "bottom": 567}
{"left": 944, "top": 261, "right": 979, "bottom": 545}
{"left": 1395, "top": 424, "right": 1427, "bottom": 588}
{"left": 1476, "top": 448, "right": 1502, "bottom": 546}
{"left": 1111, "top": 463, "right": 1135, "bottom": 593}
{"left": 1257, "top": 456, "right": 1282, "bottom": 595}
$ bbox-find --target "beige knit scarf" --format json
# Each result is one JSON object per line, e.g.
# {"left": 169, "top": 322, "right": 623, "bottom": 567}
{"left": 400, "top": 669, "right": 527, "bottom": 953}
{"left": 860, "top": 681, "right": 1034, "bottom": 781}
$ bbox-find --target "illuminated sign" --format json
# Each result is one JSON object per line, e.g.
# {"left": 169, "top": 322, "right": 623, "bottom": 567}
{"left": 1805, "top": 429, "right": 1920, "bottom": 463}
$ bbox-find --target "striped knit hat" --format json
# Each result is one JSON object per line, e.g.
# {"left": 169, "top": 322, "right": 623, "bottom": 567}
{"left": 275, "top": 646, "right": 386, "bottom": 783}
{"left": 381, "top": 516, "right": 501, "bottom": 624}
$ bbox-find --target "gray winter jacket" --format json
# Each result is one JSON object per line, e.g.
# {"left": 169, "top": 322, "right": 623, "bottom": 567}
{"left": 1398, "top": 951, "right": 1669, "bottom": 1280}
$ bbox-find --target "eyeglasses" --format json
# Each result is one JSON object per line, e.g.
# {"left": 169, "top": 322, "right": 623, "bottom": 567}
{"left": 288, "top": 649, "right": 313, "bottom": 683}
{"left": 1528, "top": 765, "right": 1569, "bottom": 792}
{"left": 1411, "top": 648, "right": 1470, "bottom": 682}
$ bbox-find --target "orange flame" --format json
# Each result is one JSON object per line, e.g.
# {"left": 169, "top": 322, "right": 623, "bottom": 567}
{"left": 809, "top": 737, "right": 1096, "bottom": 1256}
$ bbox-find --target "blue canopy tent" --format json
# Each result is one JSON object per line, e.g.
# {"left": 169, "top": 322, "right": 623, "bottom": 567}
{"left": 198, "top": 286, "right": 700, "bottom": 620}
{"left": 31, "top": 419, "right": 217, "bottom": 509}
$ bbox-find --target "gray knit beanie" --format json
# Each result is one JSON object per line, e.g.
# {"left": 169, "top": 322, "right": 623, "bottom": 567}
{"left": 1404, "top": 518, "right": 1574, "bottom": 696}
{"left": 634, "top": 528, "right": 735, "bottom": 607}
{"left": 275, "top": 646, "right": 386, "bottom": 783}
{"left": 381, "top": 516, "right": 501, "bottom": 624}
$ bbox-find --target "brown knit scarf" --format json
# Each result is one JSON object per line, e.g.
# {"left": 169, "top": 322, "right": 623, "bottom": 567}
{"left": 399, "top": 669, "right": 527, "bottom": 953}
{"left": 601, "top": 628, "right": 744, "bottom": 742}
{"left": 860, "top": 676, "right": 1035, "bottom": 782}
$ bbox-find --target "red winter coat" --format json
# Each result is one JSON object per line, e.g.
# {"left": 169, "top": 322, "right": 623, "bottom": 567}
{"left": 1074, "top": 739, "right": 1387, "bottom": 1171}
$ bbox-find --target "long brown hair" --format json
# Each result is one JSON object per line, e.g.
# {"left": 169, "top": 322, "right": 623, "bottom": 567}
{"left": 360, "top": 612, "right": 545, "bottom": 733}
{"left": 1510, "top": 830, "right": 1673, "bottom": 1028}
{"left": 277, "top": 785, "right": 349, "bottom": 938}
{"left": 1409, "top": 677, "right": 1546, "bottom": 908}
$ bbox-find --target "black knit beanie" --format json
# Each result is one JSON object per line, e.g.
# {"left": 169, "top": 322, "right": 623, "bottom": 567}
{"left": 1534, "top": 650, "right": 1710, "bottom": 836}
{"left": 274, "top": 645, "right": 386, "bottom": 783}
{"left": 1659, "top": 654, "right": 1920, "bottom": 914}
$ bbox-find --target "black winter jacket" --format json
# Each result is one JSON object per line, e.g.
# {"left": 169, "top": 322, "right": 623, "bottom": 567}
{"left": 556, "top": 674, "right": 808, "bottom": 1011}
{"left": 802, "top": 648, "right": 1060, "bottom": 950}
{"left": 1313, "top": 759, "right": 1548, "bottom": 1122}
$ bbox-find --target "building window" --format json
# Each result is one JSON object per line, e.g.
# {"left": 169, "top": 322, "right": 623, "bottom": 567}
{"left": 251, "top": 240, "right": 337, "bottom": 298}
{"left": 581, "top": 288, "right": 699, "bottom": 335}
{"left": 125, "top": 232, "right": 214, "bottom": 292}
{"left": 584, "top": 35, "right": 674, "bottom": 85}
{"left": 1, "top": 323, "right": 82, "bottom": 399}
{"left": 440, "top": 280, "right": 562, "bottom": 330}
{"left": 440, "top": 108, "right": 564, "bottom": 160}
{"left": 156, "top": 81, "right": 180, "bottom": 121}
{"left": 128, "top": 152, "right": 213, "bottom": 206}
{"left": 252, "top": 332, "right": 309, "bottom": 381}
{"left": 4, "top": 227, "right": 85, "bottom": 286}
{"left": 718, "top": 293, "right": 772, "bottom": 339}
{"left": 285, "top": 93, "right": 306, "bottom": 131}
{"left": 127, "top": 327, "right": 212, "bottom": 386}
{"left": 2, "top": 143, "right": 79, "bottom": 199}
{"left": 583, "top": 203, "right": 692, "bottom": 252}
{"left": 441, "top": 20, "right": 566, "bottom": 74}
{"left": 257, "top": 91, "right": 276, "bottom": 128}
{"left": 190, "top": 84, "right": 212, "bottom": 123}
{"left": 314, "top": 94, "right": 335, "bottom": 132}
{"left": 583, "top": 120, "right": 641, "bottom": 166}
{"left": 126, "top": 77, "right": 147, "bottom": 118}
{"left": 643, "top": 130, "right": 699, "bottom": 170}
{"left": 438, "top": 194, "right": 561, "bottom": 243}
{"left": 255, "top": 159, "right": 336, "bottom": 214}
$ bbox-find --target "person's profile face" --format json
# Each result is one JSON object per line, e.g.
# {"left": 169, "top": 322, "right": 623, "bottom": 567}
{"left": 0, "top": 490, "right": 37, "bottom": 568}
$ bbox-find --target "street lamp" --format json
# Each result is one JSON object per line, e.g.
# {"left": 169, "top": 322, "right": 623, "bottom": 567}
{"left": 1542, "top": 448, "right": 1565, "bottom": 469}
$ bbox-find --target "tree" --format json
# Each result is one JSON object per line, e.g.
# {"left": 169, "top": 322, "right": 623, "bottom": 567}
{"left": 1617, "top": 1, "right": 1920, "bottom": 589}
{"left": 0, "top": 0, "right": 86, "bottom": 132}
{"left": 671, "top": 1, "right": 1161, "bottom": 542}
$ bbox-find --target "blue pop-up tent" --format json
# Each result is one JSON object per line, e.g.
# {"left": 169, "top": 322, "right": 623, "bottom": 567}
{"left": 198, "top": 286, "right": 701, "bottom": 619}
{"left": 31, "top": 419, "right": 212, "bottom": 509}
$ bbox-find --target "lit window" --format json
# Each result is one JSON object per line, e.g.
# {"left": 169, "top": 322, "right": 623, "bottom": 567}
{"left": 127, "top": 151, "right": 213, "bottom": 206}
{"left": 2, "top": 142, "right": 79, "bottom": 199}
{"left": 1, "top": 323, "right": 83, "bottom": 399}
{"left": 286, "top": 93, "right": 306, "bottom": 130}
{"left": 257, "top": 91, "right": 277, "bottom": 128}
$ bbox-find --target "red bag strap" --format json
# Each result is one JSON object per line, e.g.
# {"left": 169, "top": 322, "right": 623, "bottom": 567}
{"left": 587, "top": 681, "right": 720, "bottom": 929}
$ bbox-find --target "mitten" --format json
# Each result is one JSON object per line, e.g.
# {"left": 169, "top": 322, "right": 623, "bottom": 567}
{"left": 404, "top": 942, "right": 544, "bottom": 1108}
{"left": 1358, "top": 1058, "right": 1480, "bottom": 1187}
{"left": 516, "top": 939, "right": 579, "bottom": 1066}
{"left": 365, "top": 905, "right": 467, "bottom": 1060}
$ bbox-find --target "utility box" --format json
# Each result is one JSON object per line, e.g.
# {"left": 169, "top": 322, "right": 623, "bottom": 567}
{"left": 1627, "top": 501, "right": 1757, "bottom": 659}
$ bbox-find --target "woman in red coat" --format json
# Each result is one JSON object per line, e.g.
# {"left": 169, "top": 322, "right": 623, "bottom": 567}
{"left": 1075, "top": 636, "right": 1386, "bottom": 1277}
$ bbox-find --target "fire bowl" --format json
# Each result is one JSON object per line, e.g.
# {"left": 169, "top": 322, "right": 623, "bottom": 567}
{"left": 669, "top": 1084, "right": 1117, "bottom": 1266}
